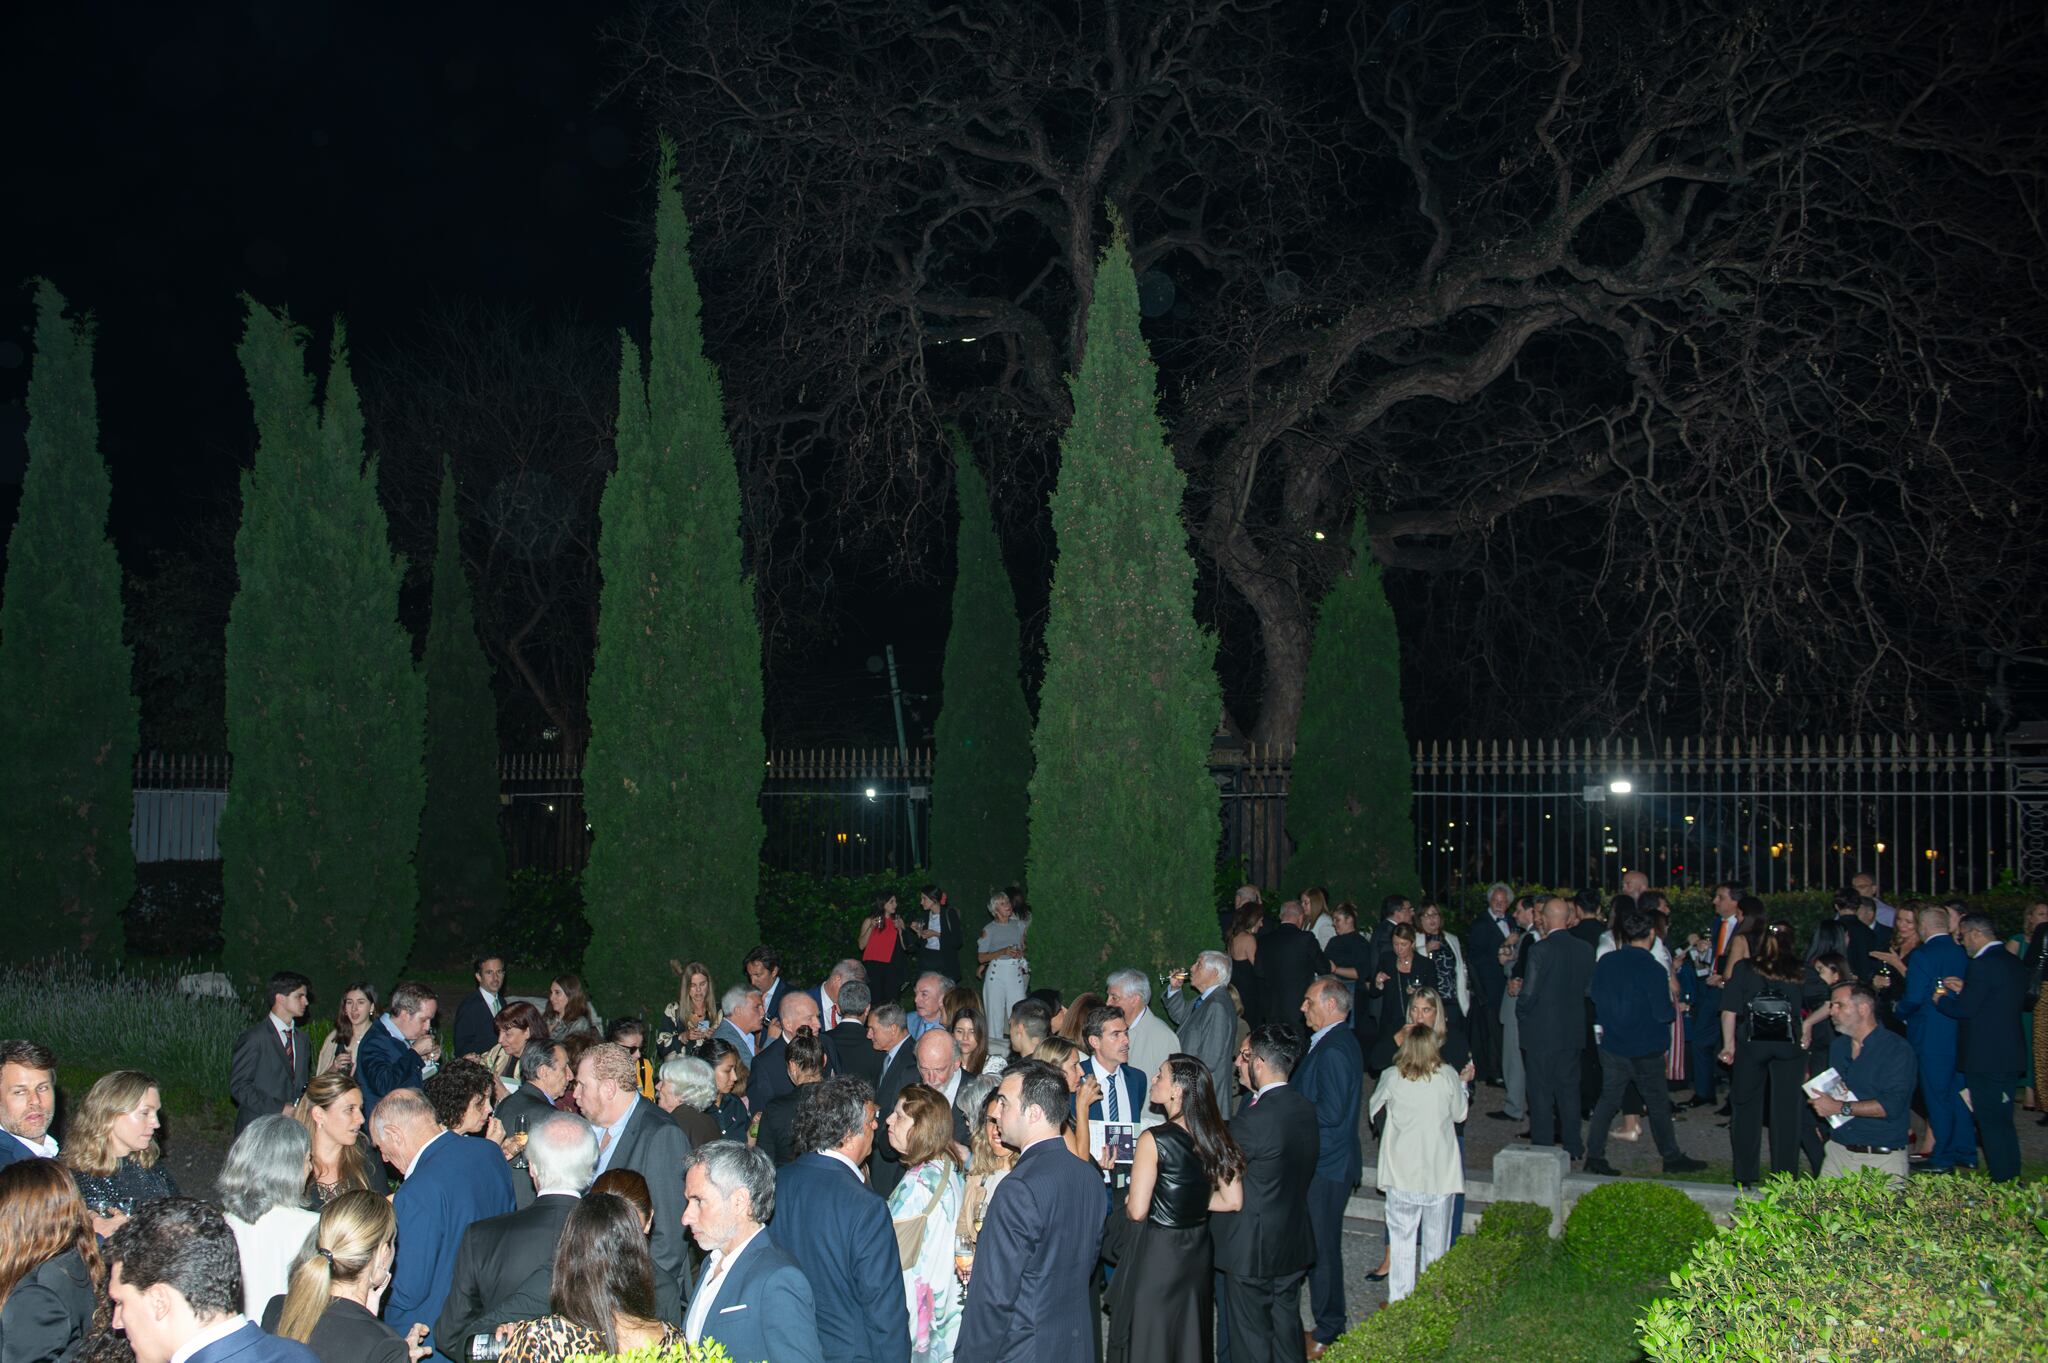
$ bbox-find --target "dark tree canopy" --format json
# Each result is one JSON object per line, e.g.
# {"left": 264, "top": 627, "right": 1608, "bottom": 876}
{"left": 609, "top": 0, "right": 2048, "bottom": 741}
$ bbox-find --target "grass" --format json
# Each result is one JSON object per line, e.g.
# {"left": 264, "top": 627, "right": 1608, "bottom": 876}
{"left": 1441, "top": 1241, "right": 1663, "bottom": 1363}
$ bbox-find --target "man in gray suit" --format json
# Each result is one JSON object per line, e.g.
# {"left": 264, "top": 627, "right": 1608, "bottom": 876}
{"left": 577, "top": 1042, "right": 695, "bottom": 1321}
{"left": 227, "top": 971, "right": 312, "bottom": 1135}
{"left": 1517, "top": 898, "right": 1598, "bottom": 1160}
{"left": 1167, "top": 951, "right": 1238, "bottom": 1112}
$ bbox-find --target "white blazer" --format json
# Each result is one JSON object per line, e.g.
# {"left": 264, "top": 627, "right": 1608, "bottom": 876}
{"left": 1368, "top": 1064, "right": 1468, "bottom": 1195}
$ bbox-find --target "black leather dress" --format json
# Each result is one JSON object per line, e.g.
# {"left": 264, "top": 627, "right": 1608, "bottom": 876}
{"left": 1106, "top": 1123, "right": 1219, "bottom": 1363}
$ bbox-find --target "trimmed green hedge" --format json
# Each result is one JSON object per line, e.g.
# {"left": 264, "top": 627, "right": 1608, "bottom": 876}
{"left": 1640, "top": 1171, "right": 2048, "bottom": 1361}
{"left": 1563, "top": 1180, "right": 1716, "bottom": 1283}
{"left": 1325, "top": 1201, "right": 1551, "bottom": 1363}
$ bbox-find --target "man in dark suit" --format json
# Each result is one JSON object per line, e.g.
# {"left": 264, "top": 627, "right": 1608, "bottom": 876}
{"left": 1081, "top": 1005, "right": 1146, "bottom": 1196}
{"left": 436, "top": 1112, "right": 595, "bottom": 1358}
{"left": 958, "top": 1060, "right": 1109, "bottom": 1363}
{"left": 1687, "top": 883, "right": 1745, "bottom": 1106}
{"left": 809, "top": 958, "right": 867, "bottom": 1034}
{"left": 578, "top": 1042, "right": 695, "bottom": 1320}
{"left": 827, "top": 980, "right": 881, "bottom": 1086}
{"left": 1212, "top": 1025, "right": 1319, "bottom": 1363}
{"left": 368, "top": 1088, "right": 515, "bottom": 1353}
{"left": 767, "top": 1076, "right": 909, "bottom": 1363}
{"left": 749, "top": 992, "right": 840, "bottom": 1111}
{"left": 1518, "top": 898, "right": 1597, "bottom": 1159}
{"left": 0, "top": 1039, "right": 60, "bottom": 1169}
{"left": 494, "top": 1040, "right": 573, "bottom": 1209}
{"left": 105, "top": 1199, "right": 320, "bottom": 1363}
{"left": 1369, "top": 895, "right": 1414, "bottom": 960}
{"left": 1936, "top": 912, "right": 2031, "bottom": 1182}
{"left": 1462, "top": 883, "right": 1517, "bottom": 1085}
{"left": 357, "top": 982, "right": 441, "bottom": 1121}
{"left": 1293, "top": 980, "right": 1363, "bottom": 1358}
{"left": 865, "top": 1004, "right": 918, "bottom": 1197}
{"left": 681, "top": 1141, "right": 826, "bottom": 1363}
{"left": 1255, "top": 901, "right": 1330, "bottom": 1030}
{"left": 755, "top": 1033, "right": 827, "bottom": 1166}
{"left": 1895, "top": 903, "right": 1972, "bottom": 1171}
{"left": 451, "top": 953, "right": 506, "bottom": 1059}
{"left": 1832, "top": 891, "right": 1881, "bottom": 990}
{"left": 1167, "top": 952, "right": 1239, "bottom": 1115}
{"left": 227, "top": 971, "right": 312, "bottom": 1136}
{"left": 745, "top": 946, "right": 795, "bottom": 1032}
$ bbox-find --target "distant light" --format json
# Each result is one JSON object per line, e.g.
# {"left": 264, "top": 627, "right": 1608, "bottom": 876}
{"left": 864, "top": 787, "right": 878, "bottom": 800}
{"left": 1683, "top": 814, "right": 1695, "bottom": 825}
{"left": 1312, "top": 530, "right": 1327, "bottom": 541}
{"left": 1608, "top": 779, "right": 1633, "bottom": 794}
{"left": 1874, "top": 841, "right": 1887, "bottom": 853}
{"left": 1924, "top": 848, "right": 1938, "bottom": 860}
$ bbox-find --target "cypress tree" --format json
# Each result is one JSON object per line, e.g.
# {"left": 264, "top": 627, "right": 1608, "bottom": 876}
{"left": 0, "top": 282, "right": 138, "bottom": 962}
{"left": 582, "top": 140, "right": 764, "bottom": 1017}
{"left": 220, "top": 302, "right": 425, "bottom": 1006}
{"left": 414, "top": 466, "right": 508, "bottom": 968}
{"left": 928, "top": 439, "right": 1033, "bottom": 943}
{"left": 1026, "top": 227, "right": 1221, "bottom": 989}
{"left": 1286, "top": 513, "right": 1420, "bottom": 905}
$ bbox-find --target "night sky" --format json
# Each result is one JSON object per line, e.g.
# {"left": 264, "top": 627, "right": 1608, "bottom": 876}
{"left": 1, "top": 1, "right": 945, "bottom": 744}
{"left": 2, "top": 1, "right": 640, "bottom": 550}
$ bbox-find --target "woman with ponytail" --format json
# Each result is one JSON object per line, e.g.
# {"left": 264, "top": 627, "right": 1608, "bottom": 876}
{"left": 259, "top": 1190, "right": 426, "bottom": 1363}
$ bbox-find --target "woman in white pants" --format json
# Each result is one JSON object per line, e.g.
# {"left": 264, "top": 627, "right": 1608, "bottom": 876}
{"left": 976, "top": 890, "right": 1030, "bottom": 1054}
{"left": 1368, "top": 1022, "right": 1469, "bottom": 1301}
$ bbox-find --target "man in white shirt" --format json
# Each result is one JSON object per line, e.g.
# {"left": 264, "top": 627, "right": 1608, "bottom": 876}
{"left": 0, "top": 1039, "right": 60, "bottom": 1167}
{"left": 811, "top": 959, "right": 866, "bottom": 1032}
{"left": 682, "top": 1142, "right": 825, "bottom": 1363}
{"left": 227, "top": 971, "right": 311, "bottom": 1135}
{"left": 453, "top": 954, "right": 506, "bottom": 1058}
{"left": 914, "top": 1030, "right": 974, "bottom": 1147}
{"left": 1106, "top": 968, "right": 1177, "bottom": 1086}
{"left": 1082, "top": 1005, "right": 1150, "bottom": 1175}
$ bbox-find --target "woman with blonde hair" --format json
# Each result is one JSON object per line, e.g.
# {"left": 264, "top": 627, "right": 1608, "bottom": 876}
{"left": 976, "top": 890, "right": 1031, "bottom": 1044}
{"left": 261, "top": 1189, "right": 421, "bottom": 1362}
{"left": 954, "top": 1088, "right": 1015, "bottom": 1252}
{"left": 297, "top": 1071, "right": 388, "bottom": 1205}
{"left": 1301, "top": 886, "right": 1335, "bottom": 949}
{"left": 884, "top": 1084, "right": 965, "bottom": 1363}
{"left": 656, "top": 960, "right": 720, "bottom": 1059}
{"left": 1030, "top": 1036, "right": 1103, "bottom": 1161}
{"left": 61, "top": 1070, "right": 176, "bottom": 1239}
{"left": 0, "top": 1157, "right": 101, "bottom": 1362}
{"left": 1367, "top": 1024, "right": 1468, "bottom": 1302}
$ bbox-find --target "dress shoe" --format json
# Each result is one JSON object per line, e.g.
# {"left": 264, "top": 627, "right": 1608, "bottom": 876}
{"left": 1305, "top": 1332, "right": 1328, "bottom": 1359}
{"left": 1683, "top": 1095, "right": 1717, "bottom": 1109}
{"left": 1663, "top": 1154, "right": 1708, "bottom": 1174}
{"left": 1583, "top": 1156, "right": 1620, "bottom": 1176}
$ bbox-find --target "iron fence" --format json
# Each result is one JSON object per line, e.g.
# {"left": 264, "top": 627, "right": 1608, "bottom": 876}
{"left": 132, "top": 734, "right": 2028, "bottom": 896}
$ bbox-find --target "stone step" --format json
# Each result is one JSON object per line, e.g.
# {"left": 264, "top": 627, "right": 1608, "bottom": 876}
{"left": 1343, "top": 1166, "right": 1744, "bottom": 1231}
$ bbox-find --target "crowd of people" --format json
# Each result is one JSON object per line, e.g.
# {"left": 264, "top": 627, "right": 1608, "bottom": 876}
{"left": 0, "top": 874, "right": 2041, "bottom": 1363}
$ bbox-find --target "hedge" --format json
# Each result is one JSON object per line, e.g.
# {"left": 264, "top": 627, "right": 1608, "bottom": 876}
{"left": 1562, "top": 1179, "right": 1716, "bottom": 1283}
{"left": 1324, "top": 1200, "right": 1551, "bottom": 1363}
{"left": 1640, "top": 1170, "right": 2048, "bottom": 1361}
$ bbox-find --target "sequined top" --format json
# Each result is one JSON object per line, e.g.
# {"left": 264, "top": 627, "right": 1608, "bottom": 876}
{"left": 71, "top": 1155, "right": 179, "bottom": 1217}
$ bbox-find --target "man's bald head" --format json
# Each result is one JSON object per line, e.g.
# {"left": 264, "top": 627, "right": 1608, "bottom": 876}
{"left": 915, "top": 1029, "right": 960, "bottom": 1088}
{"left": 779, "top": 991, "right": 821, "bottom": 1036}
{"left": 1279, "top": 900, "right": 1304, "bottom": 925}
{"left": 1541, "top": 897, "right": 1571, "bottom": 930}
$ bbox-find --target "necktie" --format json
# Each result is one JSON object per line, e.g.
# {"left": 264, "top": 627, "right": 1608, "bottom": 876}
{"left": 597, "top": 1127, "right": 613, "bottom": 1154}
{"left": 1106, "top": 1070, "right": 1119, "bottom": 1123}
{"left": 281, "top": 1028, "right": 294, "bottom": 1067}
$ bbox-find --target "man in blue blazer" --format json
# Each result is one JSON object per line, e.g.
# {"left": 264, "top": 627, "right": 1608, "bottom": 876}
{"left": 1895, "top": 904, "right": 1972, "bottom": 1171}
{"left": 105, "top": 1198, "right": 318, "bottom": 1363}
{"left": 1935, "top": 913, "right": 2031, "bottom": 1182}
{"left": 369, "top": 1088, "right": 516, "bottom": 1352}
{"left": 1293, "top": 979, "right": 1363, "bottom": 1356}
{"left": 0, "top": 1039, "right": 60, "bottom": 1170}
{"left": 958, "top": 1060, "right": 1109, "bottom": 1363}
{"left": 766, "top": 1075, "right": 908, "bottom": 1363}
{"left": 682, "top": 1141, "right": 825, "bottom": 1363}
{"left": 357, "top": 982, "right": 441, "bottom": 1121}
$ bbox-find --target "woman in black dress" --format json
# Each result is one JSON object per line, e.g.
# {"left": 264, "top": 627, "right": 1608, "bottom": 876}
{"left": 1106, "top": 1054, "right": 1245, "bottom": 1363}
{"left": 0, "top": 1158, "right": 101, "bottom": 1363}
{"left": 1365, "top": 925, "right": 1431, "bottom": 1073}
{"left": 60, "top": 1070, "right": 177, "bottom": 1240}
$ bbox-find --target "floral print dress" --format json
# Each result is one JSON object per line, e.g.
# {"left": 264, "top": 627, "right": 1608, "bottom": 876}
{"left": 887, "top": 1158, "right": 965, "bottom": 1363}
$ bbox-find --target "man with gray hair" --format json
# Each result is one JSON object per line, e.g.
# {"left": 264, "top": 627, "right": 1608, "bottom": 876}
{"left": 657, "top": 1054, "right": 723, "bottom": 1149}
{"left": 683, "top": 1142, "right": 825, "bottom": 1363}
{"left": 810, "top": 958, "right": 867, "bottom": 1032}
{"left": 1167, "top": 952, "right": 1238, "bottom": 1111}
{"left": 715, "top": 986, "right": 765, "bottom": 1060}
{"left": 1107, "top": 968, "right": 1177, "bottom": 1088}
{"left": 1464, "top": 881, "right": 1519, "bottom": 1087}
{"left": 829, "top": 979, "right": 882, "bottom": 1086}
{"left": 437, "top": 1113, "right": 596, "bottom": 1357}
{"left": 907, "top": 972, "right": 952, "bottom": 1039}
{"left": 369, "top": 1088, "right": 515, "bottom": 1351}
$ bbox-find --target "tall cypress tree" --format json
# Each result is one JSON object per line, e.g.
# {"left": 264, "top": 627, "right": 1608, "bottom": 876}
{"left": 582, "top": 140, "right": 764, "bottom": 1017}
{"left": 414, "top": 466, "right": 508, "bottom": 968}
{"left": 929, "top": 438, "right": 1032, "bottom": 945}
{"left": 0, "top": 282, "right": 137, "bottom": 963}
{"left": 1026, "top": 227, "right": 1221, "bottom": 989}
{"left": 1287, "top": 513, "right": 1420, "bottom": 904}
{"left": 221, "top": 302, "right": 425, "bottom": 1006}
